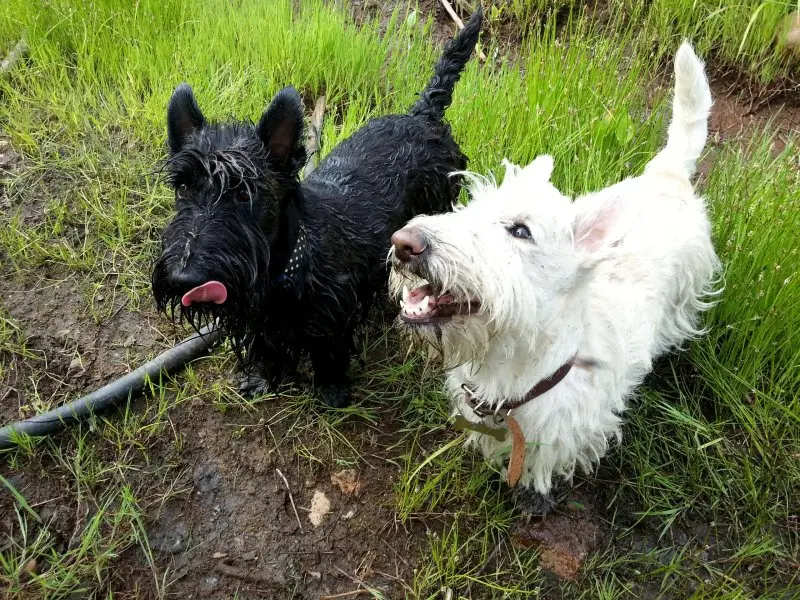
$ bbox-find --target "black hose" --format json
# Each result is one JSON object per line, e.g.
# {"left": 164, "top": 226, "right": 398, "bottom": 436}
{"left": 0, "top": 325, "right": 222, "bottom": 450}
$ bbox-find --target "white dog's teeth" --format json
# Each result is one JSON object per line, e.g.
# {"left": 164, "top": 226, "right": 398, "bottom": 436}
{"left": 402, "top": 286, "right": 410, "bottom": 303}
{"left": 421, "top": 296, "right": 430, "bottom": 312}
{"left": 399, "top": 300, "right": 406, "bottom": 310}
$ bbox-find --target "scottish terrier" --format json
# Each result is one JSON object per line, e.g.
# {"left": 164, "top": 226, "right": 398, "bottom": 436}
{"left": 389, "top": 43, "right": 720, "bottom": 513}
{"left": 152, "top": 8, "right": 483, "bottom": 407}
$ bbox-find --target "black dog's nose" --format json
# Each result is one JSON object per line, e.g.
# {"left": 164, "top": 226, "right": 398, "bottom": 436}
{"left": 170, "top": 268, "right": 208, "bottom": 293}
{"left": 391, "top": 228, "right": 427, "bottom": 263}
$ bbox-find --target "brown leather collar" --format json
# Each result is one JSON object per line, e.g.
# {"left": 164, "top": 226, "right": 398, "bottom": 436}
{"left": 462, "top": 358, "right": 575, "bottom": 418}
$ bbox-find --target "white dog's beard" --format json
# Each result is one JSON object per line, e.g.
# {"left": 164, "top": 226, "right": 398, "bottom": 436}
{"left": 389, "top": 267, "right": 498, "bottom": 369}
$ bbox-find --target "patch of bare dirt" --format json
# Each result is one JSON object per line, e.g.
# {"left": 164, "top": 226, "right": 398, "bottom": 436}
{"left": 0, "top": 279, "right": 168, "bottom": 422}
{"left": 647, "top": 66, "right": 799, "bottom": 158}
{"left": 0, "top": 174, "right": 426, "bottom": 596}
{"left": 122, "top": 403, "right": 425, "bottom": 598}
{"left": 0, "top": 272, "right": 428, "bottom": 598}
{"left": 707, "top": 73, "right": 799, "bottom": 154}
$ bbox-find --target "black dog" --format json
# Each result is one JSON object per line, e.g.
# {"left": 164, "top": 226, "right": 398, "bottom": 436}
{"left": 152, "top": 8, "right": 483, "bottom": 407}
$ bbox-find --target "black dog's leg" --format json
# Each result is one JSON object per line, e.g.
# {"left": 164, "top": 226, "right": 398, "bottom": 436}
{"left": 308, "top": 335, "right": 354, "bottom": 408}
{"left": 235, "top": 332, "right": 295, "bottom": 398}
{"left": 236, "top": 368, "right": 270, "bottom": 397}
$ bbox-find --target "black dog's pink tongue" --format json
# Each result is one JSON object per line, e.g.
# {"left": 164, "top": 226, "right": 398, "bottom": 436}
{"left": 181, "top": 281, "right": 228, "bottom": 306}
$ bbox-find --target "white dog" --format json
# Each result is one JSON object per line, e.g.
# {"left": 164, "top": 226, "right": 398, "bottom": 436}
{"left": 388, "top": 43, "right": 720, "bottom": 513}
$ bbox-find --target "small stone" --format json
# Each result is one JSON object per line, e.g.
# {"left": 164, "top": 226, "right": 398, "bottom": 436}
{"left": 212, "top": 552, "right": 227, "bottom": 559}
{"left": 241, "top": 550, "right": 258, "bottom": 561}
{"left": 307, "top": 570, "right": 321, "bottom": 579}
{"left": 123, "top": 334, "right": 136, "bottom": 347}
{"left": 342, "top": 509, "right": 356, "bottom": 520}
{"left": 69, "top": 357, "right": 83, "bottom": 370}
{"left": 197, "top": 575, "right": 220, "bottom": 595}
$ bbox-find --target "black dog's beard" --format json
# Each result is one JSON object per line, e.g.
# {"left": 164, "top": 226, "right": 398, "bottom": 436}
{"left": 151, "top": 209, "right": 272, "bottom": 360}
{"left": 170, "top": 302, "right": 261, "bottom": 357}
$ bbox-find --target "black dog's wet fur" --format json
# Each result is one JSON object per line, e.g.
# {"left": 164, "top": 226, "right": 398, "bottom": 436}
{"left": 153, "top": 9, "right": 483, "bottom": 407}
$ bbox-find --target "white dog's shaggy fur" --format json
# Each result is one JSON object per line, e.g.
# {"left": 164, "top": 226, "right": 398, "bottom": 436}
{"left": 389, "top": 43, "right": 720, "bottom": 503}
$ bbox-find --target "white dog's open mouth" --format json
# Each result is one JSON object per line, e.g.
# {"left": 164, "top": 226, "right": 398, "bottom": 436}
{"left": 399, "top": 283, "right": 479, "bottom": 325}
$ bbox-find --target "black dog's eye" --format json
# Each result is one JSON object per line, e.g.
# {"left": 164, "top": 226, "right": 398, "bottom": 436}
{"left": 508, "top": 223, "right": 532, "bottom": 240}
{"left": 175, "top": 183, "right": 188, "bottom": 198}
{"left": 236, "top": 188, "right": 251, "bottom": 203}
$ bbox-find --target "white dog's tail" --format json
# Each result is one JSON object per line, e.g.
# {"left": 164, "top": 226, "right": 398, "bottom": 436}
{"left": 645, "top": 42, "right": 712, "bottom": 180}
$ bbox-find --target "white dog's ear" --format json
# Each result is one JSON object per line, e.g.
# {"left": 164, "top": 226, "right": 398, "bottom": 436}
{"left": 573, "top": 197, "right": 624, "bottom": 253}
{"left": 501, "top": 159, "right": 523, "bottom": 179}
{"left": 522, "top": 155, "right": 554, "bottom": 182}
{"left": 501, "top": 155, "right": 554, "bottom": 188}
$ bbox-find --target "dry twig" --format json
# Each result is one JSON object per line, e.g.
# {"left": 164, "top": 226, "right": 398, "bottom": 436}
{"left": 319, "top": 590, "right": 371, "bottom": 599}
{"left": 213, "top": 563, "right": 274, "bottom": 584}
{"left": 303, "top": 95, "right": 327, "bottom": 179}
{"left": 275, "top": 468, "right": 304, "bottom": 533}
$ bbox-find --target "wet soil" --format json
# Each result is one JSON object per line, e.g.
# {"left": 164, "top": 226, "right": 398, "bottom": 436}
{"left": 0, "top": 283, "right": 427, "bottom": 598}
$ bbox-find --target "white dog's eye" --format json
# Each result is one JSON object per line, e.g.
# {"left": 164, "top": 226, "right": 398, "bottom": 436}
{"left": 508, "top": 223, "right": 532, "bottom": 240}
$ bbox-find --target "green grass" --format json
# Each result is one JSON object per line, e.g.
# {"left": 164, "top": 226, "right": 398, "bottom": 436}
{"left": 481, "top": 0, "right": 799, "bottom": 82}
{"left": 1, "top": 0, "right": 799, "bottom": 598}
{"left": 0, "top": 307, "right": 33, "bottom": 384}
{"left": 0, "top": 388, "right": 186, "bottom": 597}
{"left": 644, "top": 0, "right": 799, "bottom": 83}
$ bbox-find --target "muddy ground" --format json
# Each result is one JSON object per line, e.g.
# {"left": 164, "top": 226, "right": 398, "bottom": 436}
{"left": 1, "top": 2, "right": 798, "bottom": 599}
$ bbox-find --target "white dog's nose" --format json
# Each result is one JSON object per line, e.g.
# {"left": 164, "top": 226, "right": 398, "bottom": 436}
{"left": 391, "top": 228, "right": 427, "bottom": 263}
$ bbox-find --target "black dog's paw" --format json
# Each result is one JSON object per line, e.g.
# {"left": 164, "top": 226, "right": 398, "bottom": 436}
{"left": 234, "top": 370, "right": 271, "bottom": 397}
{"left": 512, "top": 486, "right": 556, "bottom": 517}
{"left": 318, "top": 385, "right": 352, "bottom": 409}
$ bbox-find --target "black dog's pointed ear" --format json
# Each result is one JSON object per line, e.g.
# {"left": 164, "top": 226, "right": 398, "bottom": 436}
{"left": 257, "top": 86, "right": 305, "bottom": 170}
{"left": 167, "top": 83, "right": 206, "bottom": 154}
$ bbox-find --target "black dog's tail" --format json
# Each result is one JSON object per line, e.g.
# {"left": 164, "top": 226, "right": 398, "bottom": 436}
{"left": 409, "top": 6, "right": 483, "bottom": 121}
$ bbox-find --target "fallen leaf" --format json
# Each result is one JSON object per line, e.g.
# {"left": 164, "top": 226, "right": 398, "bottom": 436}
{"left": 308, "top": 489, "right": 330, "bottom": 527}
{"left": 330, "top": 469, "right": 361, "bottom": 496}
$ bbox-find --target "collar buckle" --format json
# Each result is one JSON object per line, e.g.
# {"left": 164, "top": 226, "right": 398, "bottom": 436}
{"left": 462, "top": 383, "right": 500, "bottom": 420}
{"left": 462, "top": 355, "right": 578, "bottom": 421}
